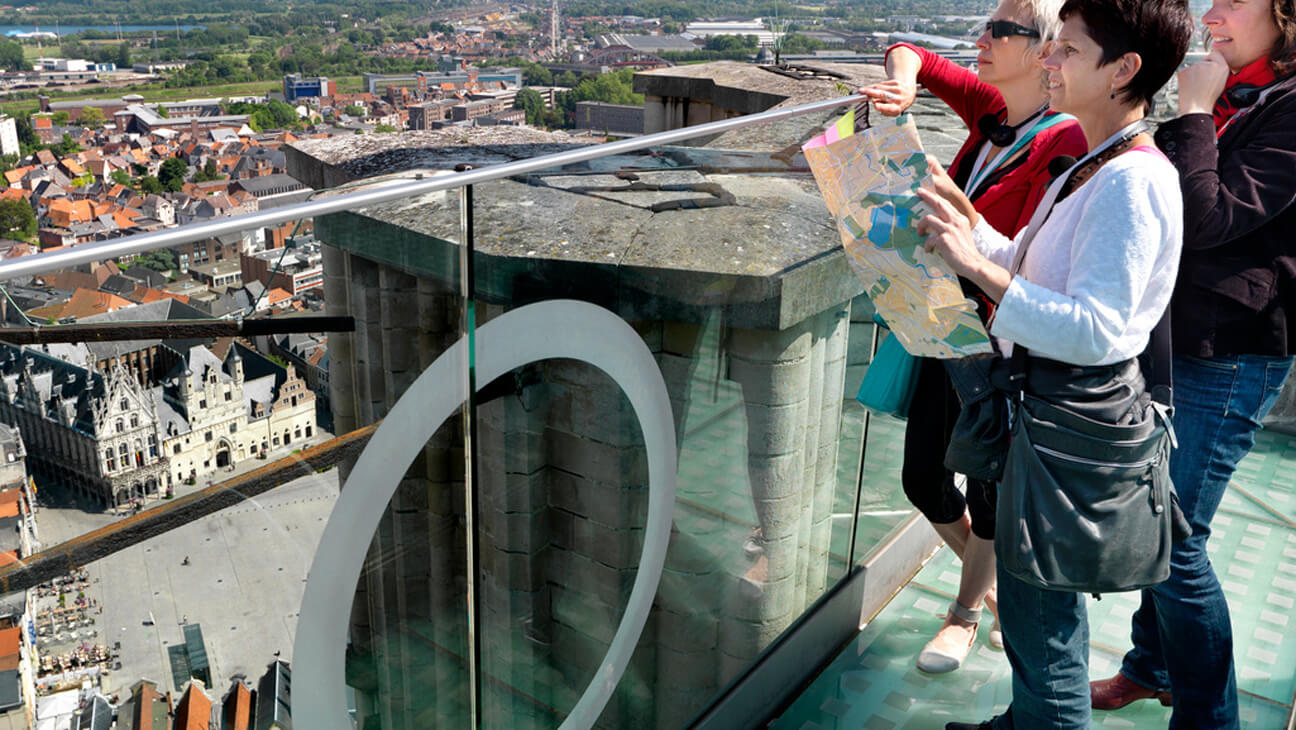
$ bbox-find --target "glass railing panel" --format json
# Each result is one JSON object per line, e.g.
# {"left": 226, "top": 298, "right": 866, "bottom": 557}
{"left": 0, "top": 205, "right": 367, "bottom": 719}
{"left": 0, "top": 89, "right": 947, "bottom": 730}
{"left": 847, "top": 318, "right": 922, "bottom": 563}
{"left": 456, "top": 108, "right": 894, "bottom": 725}
{"left": 309, "top": 184, "right": 476, "bottom": 729}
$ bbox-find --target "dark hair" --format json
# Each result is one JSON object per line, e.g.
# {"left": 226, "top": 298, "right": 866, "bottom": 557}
{"left": 1274, "top": 0, "right": 1296, "bottom": 77}
{"left": 1059, "top": 0, "right": 1194, "bottom": 110}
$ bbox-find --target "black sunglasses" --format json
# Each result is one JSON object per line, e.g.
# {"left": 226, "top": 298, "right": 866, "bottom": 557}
{"left": 986, "top": 20, "right": 1041, "bottom": 39}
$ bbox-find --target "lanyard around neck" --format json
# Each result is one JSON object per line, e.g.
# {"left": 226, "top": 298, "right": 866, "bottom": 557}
{"left": 964, "top": 107, "right": 1067, "bottom": 198}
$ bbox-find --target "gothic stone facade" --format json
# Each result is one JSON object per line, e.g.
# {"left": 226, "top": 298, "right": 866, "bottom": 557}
{"left": 0, "top": 338, "right": 317, "bottom": 506}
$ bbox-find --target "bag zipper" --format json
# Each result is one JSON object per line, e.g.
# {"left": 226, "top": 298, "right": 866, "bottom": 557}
{"left": 1032, "top": 444, "right": 1159, "bottom": 469}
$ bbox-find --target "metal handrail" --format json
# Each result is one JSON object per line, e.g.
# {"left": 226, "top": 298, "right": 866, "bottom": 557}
{"left": 0, "top": 93, "right": 863, "bottom": 282}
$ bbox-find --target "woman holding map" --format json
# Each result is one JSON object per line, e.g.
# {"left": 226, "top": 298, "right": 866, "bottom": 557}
{"left": 856, "top": 0, "right": 1085, "bottom": 674}
{"left": 1087, "top": 0, "right": 1296, "bottom": 725}
{"left": 916, "top": 0, "right": 1193, "bottom": 726}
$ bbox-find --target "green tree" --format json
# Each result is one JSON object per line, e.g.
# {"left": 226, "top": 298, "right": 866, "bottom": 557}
{"left": 135, "top": 248, "right": 177, "bottom": 272}
{"left": 138, "top": 175, "right": 164, "bottom": 194}
{"left": 522, "top": 63, "right": 552, "bottom": 86}
{"left": 0, "top": 154, "right": 18, "bottom": 174}
{"left": 514, "top": 88, "right": 546, "bottom": 127}
{"left": 778, "top": 33, "right": 826, "bottom": 54}
{"left": 51, "top": 111, "right": 70, "bottom": 125}
{"left": 158, "top": 157, "right": 188, "bottom": 192}
{"left": 50, "top": 134, "right": 80, "bottom": 156}
{"left": 110, "top": 168, "right": 131, "bottom": 186}
{"left": 567, "top": 69, "right": 643, "bottom": 107}
{"left": 266, "top": 99, "right": 299, "bottom": 128}
{"left": 0, "top": 40, "right": 22, "bottom": 72}
{"left": 156, "top": 105, "right": 169, "bottom": 118}
{"left": 78, "top": 106, "right": 105, "bottom": 126}
{"left": 116, "top": 42, "right": 131, "bottom": 69}
{"left": 343, "top": 104, "right": 365, "bottom": 117}
{"left": 374, "top": 123, "right": 398, "bottom": 133}
{"left": 192, "top": 158, "right": 222, "bottom": 182}
{"left": 14, "top": 115, "right": 39, "bottom": 149}
{"left": 0, "top": 199, "right": 36, "bottom": 240}
{"left": 247, "top": 50, "right": 272, "bottom": 76}
{"left": 705, "top": 34, "right": 756, "bottom": 51}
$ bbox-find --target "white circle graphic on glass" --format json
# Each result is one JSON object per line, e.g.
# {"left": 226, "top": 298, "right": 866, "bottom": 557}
{"left": 294, "top": 299, "right": 678, "bottom": 729}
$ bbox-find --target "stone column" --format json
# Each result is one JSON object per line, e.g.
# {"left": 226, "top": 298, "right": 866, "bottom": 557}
{"left": 809, "top": 303, "right": 850, "bottom": 593}
{"left": 323, "top": 245, "right": 355, "bottom": 446}
{"left": 719, "top": 318, "right": 812, "bottom": 679}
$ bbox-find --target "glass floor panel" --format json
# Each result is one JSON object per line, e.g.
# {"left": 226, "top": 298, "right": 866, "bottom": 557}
{"left": 773, "top": 430, "right": 1296, "bottom": 730}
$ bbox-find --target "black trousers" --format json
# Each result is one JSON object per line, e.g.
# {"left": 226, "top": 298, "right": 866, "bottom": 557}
{"left": 902, "top": 356, "right": 997, "bottom": 539}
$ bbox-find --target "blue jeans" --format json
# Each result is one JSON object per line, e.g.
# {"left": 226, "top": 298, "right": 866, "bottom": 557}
{"left": 1119, "top": 354, "right": 1292, "bottom": 729}
{"left": 990, "top": 563, "right": 1092, "bottom": 729}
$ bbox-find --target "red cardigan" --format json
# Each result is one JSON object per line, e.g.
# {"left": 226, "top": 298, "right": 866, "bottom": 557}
{"left": 888, "top": 43, "right": 1089, "bottom": 237}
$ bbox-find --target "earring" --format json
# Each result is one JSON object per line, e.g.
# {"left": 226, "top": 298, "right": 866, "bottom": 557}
{"left": 1109, "top": 86, "right": 1116, "bottom": 99}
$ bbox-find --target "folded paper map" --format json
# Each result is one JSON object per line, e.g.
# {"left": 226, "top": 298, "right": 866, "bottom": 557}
{"left": 804, "top": 111, "right": 993, "bottom": 359}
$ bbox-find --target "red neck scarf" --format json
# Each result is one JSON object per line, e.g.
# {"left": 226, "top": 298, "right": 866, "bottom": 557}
{"left": 1213, "top": 56, "right": 1277, "bottom": 131}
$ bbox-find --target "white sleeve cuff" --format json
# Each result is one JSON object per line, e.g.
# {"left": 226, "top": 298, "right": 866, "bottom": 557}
{"left": 971, "top": 216, "right": 1017, "bottom": 269}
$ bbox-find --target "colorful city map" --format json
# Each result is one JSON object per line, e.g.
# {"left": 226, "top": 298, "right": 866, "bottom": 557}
{"left": 804, "top": 112, "right": 993, "bottom": 359}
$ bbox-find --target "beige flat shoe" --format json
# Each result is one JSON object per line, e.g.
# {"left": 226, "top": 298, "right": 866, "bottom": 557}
{"left": 917, "top": 601, "right": 979, "bottom": 673}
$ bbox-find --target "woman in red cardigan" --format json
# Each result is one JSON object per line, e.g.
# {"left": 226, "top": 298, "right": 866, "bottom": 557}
{"left": 857, "top": 0, "right": 1086, "bottom": 674}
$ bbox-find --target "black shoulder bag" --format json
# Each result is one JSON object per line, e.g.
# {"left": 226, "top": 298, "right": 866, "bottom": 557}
{"left": 948, "top": 122, "right": 1191, "bottom": 594}
{"left": 996, "top": 313, "right": 1189, "bottom": 594}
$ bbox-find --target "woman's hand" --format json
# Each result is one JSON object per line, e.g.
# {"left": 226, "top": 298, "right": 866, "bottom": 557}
{"left": 858, "top": 45, "right": 921, "bottom": 116}
{"left": 915, "top": 187, "right": 1010, "bottom": 302}
{"left": 924, "top": 156, "right": 980, "bottom": 227}
{"left": 1177, "top": 49, "right": 1230, "bottom": 117}
{"left": 857, "top": 79, "right": 916, "bottom": 116}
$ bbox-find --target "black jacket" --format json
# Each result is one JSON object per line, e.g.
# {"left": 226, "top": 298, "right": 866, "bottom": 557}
{"left": 1154, "top": 73, "right": 1296, "bottom": 357}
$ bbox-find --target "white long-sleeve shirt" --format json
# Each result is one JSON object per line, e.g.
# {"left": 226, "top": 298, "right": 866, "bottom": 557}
{"left": 971, "top": 149, "right": 1183, "bottom": 365}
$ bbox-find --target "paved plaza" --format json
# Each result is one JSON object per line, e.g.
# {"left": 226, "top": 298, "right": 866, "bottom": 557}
{"left": 35, "top": 464, "right": 339, "bottom": 699}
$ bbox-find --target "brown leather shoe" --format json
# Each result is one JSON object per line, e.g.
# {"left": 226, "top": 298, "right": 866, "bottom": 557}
{"left": 1090, "top": 673, "right": 1173, "bottom": 710}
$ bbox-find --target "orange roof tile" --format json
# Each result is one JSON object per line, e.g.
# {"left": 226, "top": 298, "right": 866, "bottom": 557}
{"left": 266, "top": 287, "right": 291, "bottom": 305}
{"left": 174, "top": 683, "right": 212, "bottom": 730}
{"left": 0, "top": 626, "right": 17, "bottom": 670}
{"left": 0, "top": 502, "right": 14, "bottom": 519}
{"left": 3, "top": 166, "right": 32, "bottom": 186}
{"left": 60, "top": 158, "right": 86, "bottom": 177}
{"left": 32, "top": 116, "right": 52, "bottom": 130}
{"left": 45, "top": 288, "right": 134, "bottom": 320}
{"left": 138, "top": 288, "right": 190, "bottom": 304}
{"left": 223, "top": 683, "right": 252, "bottom": 730}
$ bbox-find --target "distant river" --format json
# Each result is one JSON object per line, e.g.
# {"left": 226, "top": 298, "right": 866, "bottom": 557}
{"left": 0, "top": 24, "right": 204, "bottom": 37}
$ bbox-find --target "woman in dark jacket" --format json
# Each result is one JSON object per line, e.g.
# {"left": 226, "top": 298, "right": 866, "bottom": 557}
{"left": 1089, "top": 1, "right": 1296, "bottom": 727}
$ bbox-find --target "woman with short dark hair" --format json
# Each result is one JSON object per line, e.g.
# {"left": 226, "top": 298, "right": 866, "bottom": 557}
{"left": 915, "top": 0, "right": 1194, "bottom": 727}
{"left": 1089, "top": 0, "right": 1296, "bottom": 726}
